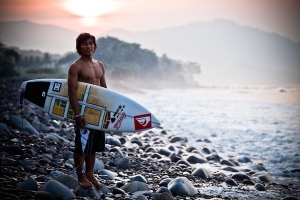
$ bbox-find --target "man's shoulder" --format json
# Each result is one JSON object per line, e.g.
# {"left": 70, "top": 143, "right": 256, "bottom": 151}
{"left": 93, "top": 59, "right": 104, "bottom": 65}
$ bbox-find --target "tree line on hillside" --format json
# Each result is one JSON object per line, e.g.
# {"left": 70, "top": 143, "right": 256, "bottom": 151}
{"left": 0, "top": 37, "right": 201, "bottom": 87}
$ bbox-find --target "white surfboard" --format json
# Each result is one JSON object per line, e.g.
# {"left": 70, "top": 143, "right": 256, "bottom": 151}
{"left": 19, "top": 79, "right": 160, "bottom": 132}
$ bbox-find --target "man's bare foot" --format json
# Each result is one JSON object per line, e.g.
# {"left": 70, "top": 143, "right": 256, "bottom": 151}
{"left": 86, "top": 174, "right": 102, "bottom": 191}
{"left": 78, "top": 174, "right": 93, "bottom": 190}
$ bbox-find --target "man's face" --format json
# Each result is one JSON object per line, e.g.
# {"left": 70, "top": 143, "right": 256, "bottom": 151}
{"left": 80, "top": 38, "right": 95, "bottom": 56}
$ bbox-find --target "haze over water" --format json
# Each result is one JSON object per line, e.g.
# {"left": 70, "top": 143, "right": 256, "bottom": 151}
{"left": 127, "top": 85, "right": 300, "bottom": 186}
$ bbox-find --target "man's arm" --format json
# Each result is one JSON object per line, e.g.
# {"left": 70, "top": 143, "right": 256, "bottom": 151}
{"left": 68, "top": 64, "right": 86, "bottom": 127}
{"left": 99, "top": 61, "right": 107, "bottom": 88}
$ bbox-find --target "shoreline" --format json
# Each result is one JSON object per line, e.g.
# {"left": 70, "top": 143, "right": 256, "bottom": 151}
{"left": 0, "top": 78, "right": 299, "bottom": 200}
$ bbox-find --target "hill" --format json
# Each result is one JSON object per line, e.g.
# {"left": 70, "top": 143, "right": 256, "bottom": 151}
{"left": 0, "top": 20, "right": 78, "bottom": 54}
{"left": 1, "top": 19, "right": 299, "bottom": 86}
{"left": 101, "top": 19, "right": 300, "bottom": 86}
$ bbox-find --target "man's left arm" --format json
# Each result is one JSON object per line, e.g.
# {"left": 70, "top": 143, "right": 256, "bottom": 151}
{"left": 99, "top": 61, "right": 107, "bottom": 88}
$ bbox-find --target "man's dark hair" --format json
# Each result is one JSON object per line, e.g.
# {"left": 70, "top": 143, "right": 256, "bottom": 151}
{"left": 76, "top": 33, "right": 97, "bottom": 55}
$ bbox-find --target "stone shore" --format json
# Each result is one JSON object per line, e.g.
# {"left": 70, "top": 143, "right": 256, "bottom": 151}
{"left": 0, "top": 78, "right": 299, "bottom": 200}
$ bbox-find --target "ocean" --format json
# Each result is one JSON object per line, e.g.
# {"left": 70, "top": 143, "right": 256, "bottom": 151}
{"left": 126, "top": 85, "right": 300, "bottom": 186}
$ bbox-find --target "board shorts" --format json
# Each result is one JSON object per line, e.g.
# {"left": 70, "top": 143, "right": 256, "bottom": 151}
{"left": 74, "top": 126, "right": 105, "bottom": 154}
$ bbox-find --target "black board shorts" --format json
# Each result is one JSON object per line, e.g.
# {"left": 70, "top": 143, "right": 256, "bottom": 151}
{"left": 74, "top": 127, "right": 105, "bottom": 154}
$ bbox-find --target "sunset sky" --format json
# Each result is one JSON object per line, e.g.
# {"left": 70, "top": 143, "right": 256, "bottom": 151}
{"left": 0, "top": 0, "right": 299, "bottom": 42}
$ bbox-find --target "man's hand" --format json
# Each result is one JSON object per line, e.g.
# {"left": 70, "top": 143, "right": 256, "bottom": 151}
{"left": 75, "top": 115, "right": 87, "bottom": 128}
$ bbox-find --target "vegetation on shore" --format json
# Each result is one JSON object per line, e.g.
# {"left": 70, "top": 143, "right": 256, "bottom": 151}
{"left": 0, "top": 37, "right": 201, "bottom": 88}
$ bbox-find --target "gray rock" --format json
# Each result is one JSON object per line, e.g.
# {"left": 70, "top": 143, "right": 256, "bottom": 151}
{"left": 205, "top": 153, "right": 221, "bottom": 162}
{"left": 151, "top": 153, "right": 163, "bottom": 159}
{"left": 3, "top": 145, "right": 24, "bottom": 155}
{"left": 9, "top": 115, "right": 40, "bottom": 136}
{"left": 41, "top": 180, "right": 76, "bottom": 200}
{"left": 156, "top": 187, "right": 172, "bottom": 195}
{"left": 110, "top": 147, "right": 124, "bottom": 156}
{"left": 169, "top": 152, "right": 181, "bottom": 163}
{"left": 94, "top": 158, "right": 105, "bottom": 172}
{"left": 159, "top": 178, "right": 172, "bottom": 187}
{"left": 153, "top": 192, "right": 174, "bottom": 200}
{"left": 201, "top": 147, "right": 213, "bottom": 154}
{"left": 225, "top": 179, "right": 238, "bottom": 186}
{"left": 252, "top": 172, "right": 276, "bottom": 183}
{"left": 130, "top": 137, "right": 144, "bottom": 146}
{"left": 158, "top": 148, "right": 172, "bottom": 157}
{"left": 114, "top": 157, "right": 130, "bottom": 169}
{"left": 238, "top": 156, "right": 252, "bottom": 163}
{"left": 106, "top": 136, "right": 122, "bottom": 146}
{"left": 231, "top": 173, "right": 252, "bottom": 181}
{"left": 280, "top": 197, "right": 299, "bottom": 200}
{"left": 168, "top": 177, "right": 198, "bottom": 196}
{"left": 191, "top": 168, "right": 212, "bottom": 179}
{"left": 175, "top": 160, "right": 192, "bottom": 167}
{"left": 121, "top": 181, "right": 149, "bottom": 193}
{"left": 13, "top": 159, "right": 35, "bottom": 167}
{"left": 47, "top": 133, "right": 70, "bottom": 144}
{"left": 54, "top": 174, "right": 78, "bottom": 190}
{"left": 255, "top": 183, "right": 266, "bottom": 191}
{"left": 0, "top": 122, "right": 8, "bottom": 130}
{"left": 98, "top": 169, "right": 118, "bottom": 180}
{"left": 74, "top": 184, "right": 102, "bottom": 199}
{"left": 130, "top": 174, "right": 147, "bottom": 183}
{"left": 169, "top": 136, "right": 187, "bottom": 143}
{"left": 186, "top": 154, "right": 207, "bottom": 164}
{"left": 136, "top": 195, "right": 148, "bottom": 200}
{"left": 221, "top": 159, "right": 235, "bottom": 166}
{"left": 34, "top": 191, "right": 55, "bottom": 200}
{"left": 16, "top": 178, "right": 38, "bottom": 191}
{"left": 221, "top": 166, "right": 239, "bottom": 172}
{"left": 145, "top": 147, "right": 157, "bottom": 153}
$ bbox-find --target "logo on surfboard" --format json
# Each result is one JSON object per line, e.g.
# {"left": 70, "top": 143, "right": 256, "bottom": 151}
{"left": 134, "top": 114, "right": 151, "bottom": 130}
{"left": 53, "top": 82, "right": 62, "bottom": 92}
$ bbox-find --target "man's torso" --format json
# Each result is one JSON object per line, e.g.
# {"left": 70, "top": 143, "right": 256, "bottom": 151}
{"left": 75, "top": 59, "right": 104, "bottom": 86}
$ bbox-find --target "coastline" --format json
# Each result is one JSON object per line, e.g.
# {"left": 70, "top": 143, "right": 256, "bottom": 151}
{"left": 0, "top": 78, "right": 299, "bottom": 200}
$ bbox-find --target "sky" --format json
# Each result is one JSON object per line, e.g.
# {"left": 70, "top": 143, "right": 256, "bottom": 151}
{"left": 0, "top": 0, "right": 300, "bottom": 42}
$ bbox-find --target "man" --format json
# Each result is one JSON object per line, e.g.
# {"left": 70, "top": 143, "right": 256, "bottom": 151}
{"left": 68, "top": 33, "right": 107, "bottom": 190}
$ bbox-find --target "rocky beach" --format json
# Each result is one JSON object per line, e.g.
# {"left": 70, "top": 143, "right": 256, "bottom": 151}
{"left": 0, "top": 78, "right": 299, "bottom": 200}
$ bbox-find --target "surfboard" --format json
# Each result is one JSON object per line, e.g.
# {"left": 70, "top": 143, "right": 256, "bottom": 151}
{"left": 19, "top": 79, "right": 160, "bottom": 132}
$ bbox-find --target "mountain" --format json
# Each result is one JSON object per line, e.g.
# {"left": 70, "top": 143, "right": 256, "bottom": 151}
{"left": 1, "top": 19, "right": 299, "bottom": 86}
{"left": 0, "top": 20, "right": 78, "bottom": 54}
{"left": 101, "top": 19, "right": 300, "bottom": 86}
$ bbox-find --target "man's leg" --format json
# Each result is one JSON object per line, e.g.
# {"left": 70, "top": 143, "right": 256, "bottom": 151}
{"left": 85, "top": 152, "right": 102, "bottom": 190}
{"left": 74, "top": 152, "right": 92, "bottom": 189}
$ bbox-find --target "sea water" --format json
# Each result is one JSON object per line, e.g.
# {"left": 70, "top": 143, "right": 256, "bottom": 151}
{"left": 126, "top": 86, "right": 300, "bottom": 186}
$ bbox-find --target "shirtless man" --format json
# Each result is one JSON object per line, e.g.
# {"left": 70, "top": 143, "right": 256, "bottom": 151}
{"left": 68, "top": 33, "right": 107, "bottom": 190}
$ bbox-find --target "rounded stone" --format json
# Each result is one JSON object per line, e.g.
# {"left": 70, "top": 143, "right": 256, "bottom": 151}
{"left": 168, "top": 177, "right": 198, "bottom": 196}
{"left": 114, "top": 157, "right": 130, "bottom": 169}
{"left": 191, "top": 168, "right": 211, "bottom": 179}
{"left": 186, "top": 154, "right": 206, "bottom": 164}
{"left": 225, "top": 179, "right": 238, "bottom": 186}
{"left": 16, "top": 178, "right": 38, "bottom": 191}
{"left": 255, "top": 183, "right": 266, "bottom": 191}
{"left": 231, "top": 173, "right": 252, "bottom": 181}
{"left": 40, "top": 180, "right": 76, "bottom": 200}
{"left": 121, "top": 181, "right": 149, "bottom": 193}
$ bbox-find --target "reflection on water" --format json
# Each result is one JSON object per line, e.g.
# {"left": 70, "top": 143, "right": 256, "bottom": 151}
{"left": 127, "top": 86, "right": 300, "bottom": 186}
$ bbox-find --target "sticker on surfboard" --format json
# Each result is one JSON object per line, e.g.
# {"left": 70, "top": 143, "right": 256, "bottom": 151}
{"left": 134, "top": 114, "right": 151, "bottom": 130}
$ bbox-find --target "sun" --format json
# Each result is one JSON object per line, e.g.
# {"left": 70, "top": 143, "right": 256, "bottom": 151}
{"left": 63, "top": 0, "right": 119, "bottom": 18}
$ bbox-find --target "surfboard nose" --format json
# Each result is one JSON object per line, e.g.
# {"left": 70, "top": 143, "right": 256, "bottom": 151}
{"left": 151, "top": 114, "right": 161, "bottom": 128}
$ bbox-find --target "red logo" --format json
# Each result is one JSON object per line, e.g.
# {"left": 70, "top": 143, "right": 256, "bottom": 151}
{"left": 134, "top": 114, "right": 152, "bottom": 130}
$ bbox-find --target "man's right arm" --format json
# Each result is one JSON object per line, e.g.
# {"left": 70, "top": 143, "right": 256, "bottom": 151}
{"left": 68, "top": 64, "right": 86, "bottom": 127}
